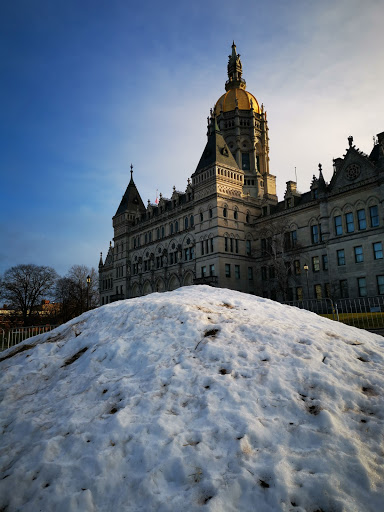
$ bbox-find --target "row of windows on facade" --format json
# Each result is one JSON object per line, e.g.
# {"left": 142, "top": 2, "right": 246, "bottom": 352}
{"left": 260, "top": 242, "right": 383, "bottom": 280}
{"left": 131, "top": 247, "right": 196, "bottom": 275}
{"left": 263, "top": 275, "right": 384, "bottom": 302}
{"left": 260, "top": 206, "right": 380, "bottom": 254}
{"left": 333, "top": 206, "right": 379, "bottom": 236}
{"left": 133, "top": 215, "right": 195, "bottom": 248}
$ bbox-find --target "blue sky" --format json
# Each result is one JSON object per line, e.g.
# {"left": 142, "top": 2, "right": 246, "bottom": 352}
{"left": 1, "top": 0, "right": 383, "bottom": 276}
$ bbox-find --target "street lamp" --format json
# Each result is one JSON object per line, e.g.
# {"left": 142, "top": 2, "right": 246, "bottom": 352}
{"left": 303, "top": 264, "right": 309, "bottom": 299}
{"left": 86, "top": 275, "right": 91, "bottom": 310}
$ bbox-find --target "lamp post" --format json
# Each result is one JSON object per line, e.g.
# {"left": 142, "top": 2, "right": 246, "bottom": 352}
{"left": 86, "top": 275, "right": 91, "bottom": 310}
{"left": 303, "top": 264, "right": 309, "bottom": 299}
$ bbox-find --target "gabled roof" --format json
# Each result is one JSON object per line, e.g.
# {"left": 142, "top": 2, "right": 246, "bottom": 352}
{"left": 194, "top": 121, "right": 239, "bottom": 173}
{"left": 114, "top": 175, "right": 146, "bottom": 217}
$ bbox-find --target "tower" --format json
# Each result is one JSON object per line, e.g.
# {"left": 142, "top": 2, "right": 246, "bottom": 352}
{"left": 215, "top": 42, "right": 277, "bottom": 202}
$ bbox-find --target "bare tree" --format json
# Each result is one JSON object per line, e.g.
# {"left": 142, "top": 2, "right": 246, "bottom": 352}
{"left": 255, "top": 218, "right": 302, "bottom": 301}
{"left": 55, "top": 265, "right": 99, "bottom": 322}
{"left": 0, "top": 264, "right": 58, "bottom": 325}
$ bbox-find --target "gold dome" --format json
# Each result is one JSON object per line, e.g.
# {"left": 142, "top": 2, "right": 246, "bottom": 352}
{"left": 215, "top": 88, "right": 260, "bottom": 116}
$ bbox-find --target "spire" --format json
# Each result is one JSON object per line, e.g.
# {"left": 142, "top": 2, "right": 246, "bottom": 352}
{"left": 99, "top": 252, "right": 103, "bottom": 268}
{"left": 114, "top": 165, "right": 146, "bottom": 217}
{"left": 225, "top": 42, "right": 246, "bottom": 91}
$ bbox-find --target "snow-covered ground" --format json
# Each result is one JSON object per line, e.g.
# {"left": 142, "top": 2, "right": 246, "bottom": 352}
{"left": 0, "top": 286, "right": 383, "bottom": 512}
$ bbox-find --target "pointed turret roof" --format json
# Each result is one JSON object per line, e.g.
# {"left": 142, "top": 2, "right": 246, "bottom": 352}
{"left": 194, "top": 118, "right": 239, "bottom": 173}
{"left": 114, "top": 165, "right": 146, "bottom": 217}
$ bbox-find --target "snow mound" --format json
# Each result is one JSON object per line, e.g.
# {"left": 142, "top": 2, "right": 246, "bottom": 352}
{"left": 1, "top": 286, "right": 383, "bottom": 512}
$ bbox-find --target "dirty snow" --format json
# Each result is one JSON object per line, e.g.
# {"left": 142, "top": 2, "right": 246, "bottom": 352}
{"left": 0, "top": 286, "right": 383, "bottom": 511}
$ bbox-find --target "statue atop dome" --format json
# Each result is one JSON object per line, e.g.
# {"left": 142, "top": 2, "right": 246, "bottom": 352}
{"left": 226, "top": 41, "right": 246, "bottom": 91}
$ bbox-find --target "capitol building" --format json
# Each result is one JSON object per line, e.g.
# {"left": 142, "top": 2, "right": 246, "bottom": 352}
{"left": 99, "top": 44, "right": 384, "bottom": 304}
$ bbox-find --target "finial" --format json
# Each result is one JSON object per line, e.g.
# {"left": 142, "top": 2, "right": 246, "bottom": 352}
{"left": 187, "top": 178, "right": 190, "bottom": 185}
{"left": 348, "top": 135, "right": 353, "bottom": 147}
{"left": 373, "top": 135, "right": 377, "bottom": 145}
{"left": 130, "top": 163, "right": 133, "bottom": 179}
{"left": 109, "top": 241, "right": 112, "bottom": 247}
{"left": 173, "top": 185, "right": 176, "bottom": 192}
{"left": 318, "top": 163, "right": 322, "bottom": 173}
{"left": 148, "top": 199, "right": 150, "bottom": 206}
{"left": 159, "top": 192, "right": 162, "bottom": 199}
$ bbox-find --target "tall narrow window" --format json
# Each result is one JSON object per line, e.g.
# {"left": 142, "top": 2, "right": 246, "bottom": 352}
{"left": 184, "top": 217, "right": 189, "bottom": 230}
{"left": 209, "top": 208, "right": 213, "bottom": 219}
{"left": 322, "top": 254, "right": 328, "bottom": 270}
{"left": 373, "top": 242, "right": 383, "bottom": 260}
{"left": 294, "top": 260, "right": 301, "bottom": 275}
{"left": 357, "top": 209, "right": 366, "bottom": 230}
{"left": 311, "top": 225, "right": 319, "bottom": 244}
{"left": 210, "top": 264, "right": 215, "bottom": 276}
{"left": 201, "top": 241, "right": 205, "bottom": 256}
{"left": 246, "top": 240, "right": 252, "bottom": 256}
{"left": 314, "top": 284, "right": 322, "bottom": 299}
{"left": 210, "top": 238, "right": 214, "bottom": 252}
{"left": 223, "top": 207, "right": 227, "bottom": 218}
{"left": 225, "top": 264, "right": 231, "bottom": 278}
{"left": 357, "top": 277, "right": 367, "bottom": 297}
{"left": 377, "top": 275, "right": 384, "bottom": 295}
{"left": 235, "top": 265, "right": 240, "bottom": 279}
{"left": 225, "top": 237, "right": 228, "bottom": 252}
{"left": 242, "top": 153, "right": 250, "bottom": 170}
{"left": 234, "top": 209, "right": 238, "bottom": 220}
{"left": 190, "top": 215, "right": 194, "bottom": 227}
{"left": 354, "top": 246, "right": 364, "bottom": 263}
{"left": 337, "top": 249, "right": 346, "bottom": 266}
{"left": 230, "top": 238, "right": 234, "bottom": 252}
{"left": 296, "top": 287, "right": 303, "bottom": 301}
{"left": 370, "top": 205, "right": 379, "bottom": 227}
{"left": 340, "top": 279, "right": 349, "bottom": 298}
{"left": 334, "top": 215, "right": 343, "bottom": 235}
{"left": 312, "top": 256, "right": 320, "bottom": 272}
{"left": 345, "top": 212, "right": 354, "bottom": 233}
{"left": 235, "top": 239, "right": 239, "bottom": 253}
{"left": 248, "top": 267, "right": 253, "bottom": 280}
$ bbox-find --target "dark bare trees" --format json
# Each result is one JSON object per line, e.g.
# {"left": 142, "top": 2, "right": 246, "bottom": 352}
{"left": 55, "top": 265, "right": 99, "bottom": 323}
{"left": 0, "top": 264, "right": 58, "bottom": 325}
{"left": 256, "top": 219, "right": 302, "bottom": 301}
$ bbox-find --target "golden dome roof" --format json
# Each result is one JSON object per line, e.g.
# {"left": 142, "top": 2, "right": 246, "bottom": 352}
{"left": 215, "top": 88, "right": 260, "bottom": 116}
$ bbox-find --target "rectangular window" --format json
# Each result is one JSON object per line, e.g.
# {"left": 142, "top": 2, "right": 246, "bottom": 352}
{"left": 230, "top": 238, "right": 234, "bottom": 252}
{"left": 235, "top": 239, "right": 239, "bottom": 254}
{"left": 312, "top": 256, "right": 320, "bottom": 272}
{"left": 357, "top": 209, "right": 367, "bottom": 230}
{"left": 345, "top": 212, "right": 355, "bottom": 233}
{"left": 248, "top": 267, "right": 253, "bottom": 280}
{"left": 210, "top": 239, "right": 214, "bottom": 252}
{"left": 201, "top": 241, "right": 205, "bottom": 255}
{"left": 294, "top": 260, "right": 301, "bottom": 275}
{"left": 242, "top": 152, "right": 250, "bottom": 170}
{"left": 235, "top": 265, "right": 240, "bottom": 279}
{"left": 370, "top": 206, "right": 379, "bottom": 227}
{"left": 291, "top": 230, "right": 297, "bottom": 247}
{"left": 246, "top": 240, "right": 252, "bottom": 256}
{"left": 337, "top": 249, "right": 345, "bottom": 266}
{"left": 224, "top": 237, "right": 228, "bottom": 252}
{"left": 261, "top": 266, "right": 267, "bottom": 280}
{"left": 209, "top": 264, "right": 215, "bottom": 276}
{"left": 357, "top": 277, "right": 367, "bottom": 297}
{"left": 225, "top": 264, "right": 231, "bottom": 278}
{"left": 311, "top": 225, "right": 319, "bottom": 244}
{"left": 377, "top": 275, "right": 384, "bottom": 295}
{"left": 373, "top": 242, "right": 383, "bottom": 260}
{"left": 334, "top": 215, "right": 343, "bottom": 236}
{"left": 205, "top": 239, "right": 209, "bottom": 254}
{"left": 296, "top": 287, "right": 303, "bottom": 301}
{"left": 201, "top": 266, "right": 206, "bottom": 278}
{"left": 314, "top": 284, "right": 322, "bottom": 299}
{"left": 340, "top": 279, "right": 349, "bottom": 298}
{"left": 322, "top": 254, "right": 328, "bottom": 271}
{"left": 354, "top": 246, "right": 364, "bottom": 263}
{"left": 325, "top": 283, "right": 331, "bottom": 298}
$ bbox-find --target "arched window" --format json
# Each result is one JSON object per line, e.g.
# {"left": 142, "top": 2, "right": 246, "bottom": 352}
{"left": 246, "top": 213, "right": 250, "bottom": 223}
{"left": 234, "top": 209, "right": 238, "bottom": 220}
{"left": 223, "top": 207, "right": 227, "bottom": 218}
{"left": 209, "top": 208, "right": 213, "bottom": 218}
{"left": 175, "top": 221, "right": 179, "bottom": 233}
{"left": 161, "top": 226, "right": 165, "bottom": 238}
{"left": 200, "top": 211, "right": 203, "bottom": 222}
{"left": 190, "top": 214, "right": 194, "bottom": 227}
{"left": 170, "top": 223, "right": 174, "bottom": 235}
{"left": 184, "top": 217, "right": 189, "bottom": 230}
{"left": 156, "top": 228, "right": 160, "bottom": 240}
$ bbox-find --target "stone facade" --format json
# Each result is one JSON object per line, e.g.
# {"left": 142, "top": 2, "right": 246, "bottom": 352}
{"left": 99, "top": 44, "right": 384, "bottom": 304}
